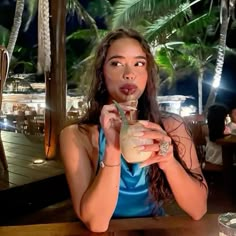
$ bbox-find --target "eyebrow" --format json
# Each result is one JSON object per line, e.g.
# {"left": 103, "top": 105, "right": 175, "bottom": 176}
{"left": 106, "top": 55, "right": 147, "bottom": 62}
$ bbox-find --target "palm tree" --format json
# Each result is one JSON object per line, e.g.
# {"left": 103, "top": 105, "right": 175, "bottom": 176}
{"left": 111, "top": 0, "right": 195, "bottom": 30}
{"left": 156, "top": 40, "right": 216, "bottom": 114}
{"left": 3, "top": 0, "right": 104, "bottom": 72}
{"left": 204, "top": 0, "right": 235, "bottom": 113}
{"left": 65, "top": 0, "right": 113, "bottom": 90}
{"left": 7, "top": 0, "right": 25, "bottom": 61}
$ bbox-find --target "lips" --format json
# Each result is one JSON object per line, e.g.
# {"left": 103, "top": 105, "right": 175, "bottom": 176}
{"left": 120, "top": 84, "right": 137, "bottom": 95}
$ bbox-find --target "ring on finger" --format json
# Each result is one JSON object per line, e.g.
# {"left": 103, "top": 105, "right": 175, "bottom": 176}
{"left": 159, "top": 139, "right": 170, "bottom": 156}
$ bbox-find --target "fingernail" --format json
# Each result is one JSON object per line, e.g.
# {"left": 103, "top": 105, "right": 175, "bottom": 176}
{"left": 126, "top": 106, "right": 137, "bottom": 110}
{"left": 133, "top": 132, "right": 144, "bottom": 137}
{"left": 138, "top": 120, "right": 149, "bottom": 125}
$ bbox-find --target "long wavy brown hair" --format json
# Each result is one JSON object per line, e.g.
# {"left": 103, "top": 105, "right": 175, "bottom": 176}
{"left": 76, "top": 28, "right": 204, "bottom": 205}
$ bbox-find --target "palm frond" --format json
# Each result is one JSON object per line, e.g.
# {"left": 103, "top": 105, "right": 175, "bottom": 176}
{"left": 155, "top": 40, "right": 216, "bottom": 81}
{"left": 72, "top": 54, "right": 95, "bottom": 70}
{"left": 67, "top": 0, "right": 98, "bottom": 35}
{"left": 88, "top": 0, "right": 113, "bottom": 18}
{"left": 155, "top": 47, "right": 175, "bottom": 78}
{"left": 174, "top": 42, "right": 216, "bottom": 70}
{"left": 229, "top": 0, "right": 236, "bottom": 19}
{"left": 111, "top": 0, "right": 184, "bottom": 29}
{"left": 144, "top": 2, "right": 196, "bottom": 43}
{"left": 66, "top": 29, "right": 109, "bottom": 81}
{"left": 24, "top": 0, "right": 38, "bottom": 31}
{"left": 12, "top": 61, "right": 35, "bottom": 73}
{"left": 66, "top": 29, "right": 108, "bottom": 42}
{"left": 175, "top": 9, "right": 219, "bottom": 41}
{"left": 0, "top": 25, "right": 10, "bottom": 46}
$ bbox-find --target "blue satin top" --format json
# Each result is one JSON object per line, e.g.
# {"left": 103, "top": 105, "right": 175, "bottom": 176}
{"left": 97, "top": 128, "right": 165, "bottom": 218}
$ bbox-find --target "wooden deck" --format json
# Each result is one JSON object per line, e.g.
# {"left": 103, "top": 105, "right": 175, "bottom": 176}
{"left": 0, "top": 131, "right": 70, "bottom": 223}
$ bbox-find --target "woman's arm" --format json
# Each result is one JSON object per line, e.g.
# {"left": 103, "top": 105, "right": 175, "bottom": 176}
{"left": 60, "top": 125, "right": 121, "bottom": 232}
{"left": 162, "top": 117, "right": 208, "bottom": 220}
{"left": 138, "top": 118, "right": 208, "bottom": 220}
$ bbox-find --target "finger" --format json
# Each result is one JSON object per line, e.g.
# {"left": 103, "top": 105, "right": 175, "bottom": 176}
{"left": 139, "top": 153, "right": 170, "bottom": 168}
{"left": 139, "top": 155, "right": 164, "bottom": 168}
{"left": 133, "top": 130, "right": 171, "bottom": 143}
{"left": 118, "top": 104, "right": 137, "bottom": 111}
{"left": 138, "top": 120, "right": 166, "bottom": 134}
{"left": 135, "top": 143, "right": 160, "bottom": 152}
{"left": 139, "top": 152, "right": 157, "bottom": 168}
{"left": 136, "top": 141, "right": 172, "bottom": 158}
{"left": 102, "top": 104, "right": 120, "bottom": 114}
{"left": 139, "top": 145, "right": 173, "bottom": 168}
{"left": 100, "top": 110, "right": 120, "bottom": 122}
{"left": 105, "top": 113, "right": 120, "bottom": 123}
{"left": 102, "top": 104, "right": 137, "bottom": 117}
{"left": 100, "top": 112, "right": 120, "bottom": 128}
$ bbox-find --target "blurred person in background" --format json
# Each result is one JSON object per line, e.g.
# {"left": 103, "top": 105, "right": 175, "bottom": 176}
{"left": 205, "top": 104, "right": 230, "bottom": 165}
{"left": 228, "top": 107, "right": 236, "bottom": 133}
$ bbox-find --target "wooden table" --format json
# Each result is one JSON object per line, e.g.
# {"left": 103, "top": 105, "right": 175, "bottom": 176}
{"left": 216, "top": 134, "right": 236, "bottom": 194}
{"left": 0, "top": 214, "right": 219, "bottom": 236}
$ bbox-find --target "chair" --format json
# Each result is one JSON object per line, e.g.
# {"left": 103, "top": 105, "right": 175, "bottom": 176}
{"left": 190, "top": 121, "right": 223, "bottom": 197}
{"left": 190, "top": 121, "right": 223, "bottom": 172}
{"left": 0, "top": 46, "right": 9, "bottom": 170}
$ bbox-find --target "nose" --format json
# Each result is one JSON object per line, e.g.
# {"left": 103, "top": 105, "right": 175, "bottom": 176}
{"left": 123, "top": 65, "right": 135, "bottom": 80}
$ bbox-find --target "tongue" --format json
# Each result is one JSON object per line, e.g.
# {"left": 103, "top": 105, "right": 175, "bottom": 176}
{"left": 121, "top": 88, "right": 135, "bottom": 95}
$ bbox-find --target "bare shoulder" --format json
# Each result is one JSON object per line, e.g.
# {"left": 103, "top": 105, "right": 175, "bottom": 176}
{"left": 60, "top": 124, "right": 87, "bottom": 140}
{"left": 60, "top": 124, "right": 99, "bottom": 164}
{"left": 60, "top": 124, "right": 80, "bottom": 140}
{"left": 60, "top": 123, "right": 97, "bottom": 143}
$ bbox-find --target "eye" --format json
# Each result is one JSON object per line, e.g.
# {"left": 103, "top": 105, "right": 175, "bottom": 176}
{"left": 110, "top": 61, "right": 123, "bottom": 67}
{"left": 135, "top": 61, "right": 146, "bottom": 67}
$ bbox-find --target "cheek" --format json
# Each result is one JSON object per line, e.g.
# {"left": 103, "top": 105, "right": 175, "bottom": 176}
{"left": 139, "top": 70, "right": 148, "bottom": 84}
{"left": 103, "top": 67, "right": 121, "bottom": 82}
{"left": 103, "top": 74, "right": 116, "bottom": 93}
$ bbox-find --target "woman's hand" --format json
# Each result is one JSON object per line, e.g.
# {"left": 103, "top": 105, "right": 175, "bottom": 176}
{"left": 134, "top": 120, "right": 178, "bottom": 170}
{"left": 99, "top": 102, "right": 137, "bottom": 149}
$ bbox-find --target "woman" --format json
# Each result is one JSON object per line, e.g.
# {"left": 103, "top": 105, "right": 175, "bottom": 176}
{"left": 60, "top": 28, "right": 207, "bottom": 232}
{"left": 228, "top": 107, "right": 236, "bottom": 133}
{"left": 205, "top": 104, "right": 231, "bottom": 165}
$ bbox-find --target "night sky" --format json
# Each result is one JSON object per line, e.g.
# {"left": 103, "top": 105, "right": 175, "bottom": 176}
{"left": 174, "top": 54, "right": 236, "bottom": 109}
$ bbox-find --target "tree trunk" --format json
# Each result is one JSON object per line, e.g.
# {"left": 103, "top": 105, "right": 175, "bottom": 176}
{"left": 44, "top": 0, "right": 67, "bottom": 159}
{"left": 204, "top": 0, "right": 230, "bottom": 113}
{"left": 7, "top": 0, "right": 25, "bottom": 61}
{"left": 198, "top": 68, "right": 204, "bottom": 114}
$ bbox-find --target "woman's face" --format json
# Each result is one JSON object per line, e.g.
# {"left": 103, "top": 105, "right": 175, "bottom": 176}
{"left": 103, "top": 37, "right": 148, "bottom": 103}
